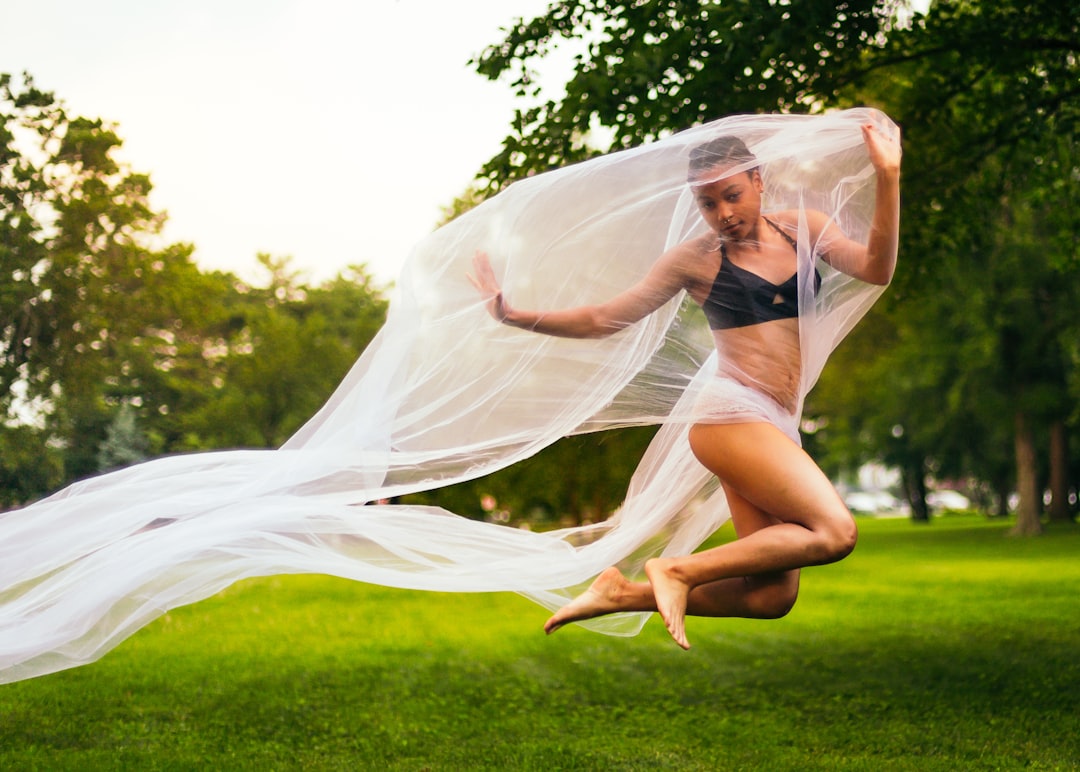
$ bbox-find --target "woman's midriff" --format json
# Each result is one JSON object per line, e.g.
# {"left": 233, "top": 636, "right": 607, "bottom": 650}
{"left": 712, "top": 318, "right": 801, "bottom": 413}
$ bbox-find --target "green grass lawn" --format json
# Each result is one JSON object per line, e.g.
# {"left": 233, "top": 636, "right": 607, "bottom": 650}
{"left": 1, "top": 515, "right": 1078, "bottom": 771}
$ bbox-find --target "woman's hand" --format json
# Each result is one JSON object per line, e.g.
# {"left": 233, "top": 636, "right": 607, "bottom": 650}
{"left": 861, "top": 123, "right": 901, "bottom": 177}
{"left": 468, "top": 250, "right": 511, "bottom": 323}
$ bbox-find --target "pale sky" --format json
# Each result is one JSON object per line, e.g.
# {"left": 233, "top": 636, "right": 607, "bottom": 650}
{"left": 1, "top": 0, "right": 565, "bottom": 286}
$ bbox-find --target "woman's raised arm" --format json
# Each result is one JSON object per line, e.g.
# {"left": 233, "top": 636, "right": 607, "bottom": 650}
{"left": 817, "top": 123, "right": 902, "bottom": 286}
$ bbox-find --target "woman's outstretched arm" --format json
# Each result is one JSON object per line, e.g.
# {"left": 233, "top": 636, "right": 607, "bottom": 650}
{"left": 469, "top": 248, "right": 689, "bottom": 339}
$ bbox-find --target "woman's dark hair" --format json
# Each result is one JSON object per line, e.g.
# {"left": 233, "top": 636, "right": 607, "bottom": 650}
{"left": 687, "top": 135, "right": 758, "bottom": 182}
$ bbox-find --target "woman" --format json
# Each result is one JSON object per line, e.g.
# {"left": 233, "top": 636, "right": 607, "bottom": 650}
{"left": 470, "top": 122, "right": 901, "bottom": 649}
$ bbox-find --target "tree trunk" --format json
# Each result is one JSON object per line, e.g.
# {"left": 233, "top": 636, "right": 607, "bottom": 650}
{"left": 1048, "top": 419, "right": 1072, "bottom": 522}
{"left": 903, "top": 460, "right": 930, "bottom": 522}
{"left": 1010, "top": 410, "right": 1043, "bottom": 536}
{"left": 993, "top": 477, "right": 1011, "bottom": 518}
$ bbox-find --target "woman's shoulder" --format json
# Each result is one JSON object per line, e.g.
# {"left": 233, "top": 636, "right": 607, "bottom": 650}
{"left": 681, "top": 232, "right": 720, "bottom": 255}
{"left": 656, "top": 234, "right": 720, "bottom": 299}
{"left": 760, "top": 208, "right": 833, "bottom": 245}
{"left": 765, "top": 208, "right": 832, "bottom": 236}
{"left": 665, "top": 233, "right": 719, "bottom": 272}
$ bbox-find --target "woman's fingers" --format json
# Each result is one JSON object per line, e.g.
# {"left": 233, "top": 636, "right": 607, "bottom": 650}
{"left": 471, "top": 251, "right": 498, "bottom": 288}
{"left": 861, "top": 123, "right": 901, "bottom": 172}
{"left": 468, "top": 250, "right": 508, "bottom": 321}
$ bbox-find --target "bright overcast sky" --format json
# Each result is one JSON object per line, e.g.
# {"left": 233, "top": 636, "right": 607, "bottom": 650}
{"left": 1, "top": 0, "right": 565, "bottom": 286}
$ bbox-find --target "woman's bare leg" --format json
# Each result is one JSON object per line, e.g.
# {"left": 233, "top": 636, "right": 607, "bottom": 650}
{"left": 646, "top": 421, "right": 856, "bottom": 648}
{"left": 545, "top": 421, "right": 840, "bottom": 639}
{"left": 539, "top": 568, "right": 793, "bottom": 634}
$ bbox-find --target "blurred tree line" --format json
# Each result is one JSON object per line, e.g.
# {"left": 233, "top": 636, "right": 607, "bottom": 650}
{"left": 423, "top": 0, "right": 1077, "bottom": 532}
{"left": 4, "top": 0, "right": 1078, "bottom": 533}
{"left": 0, "top": 74, "right": 388, "bottom": 508}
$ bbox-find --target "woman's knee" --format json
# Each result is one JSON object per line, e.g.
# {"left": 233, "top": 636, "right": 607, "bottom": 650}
{"left": 814, "top": 511, "right": 858, "bottom": 564}
{"left": 746, "top": 572, "right": 800, "bottom": 619}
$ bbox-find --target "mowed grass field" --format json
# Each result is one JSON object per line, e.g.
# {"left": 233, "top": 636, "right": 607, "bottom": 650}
{"left": 1, "top": 515, "right": 1078, "bottom": 771}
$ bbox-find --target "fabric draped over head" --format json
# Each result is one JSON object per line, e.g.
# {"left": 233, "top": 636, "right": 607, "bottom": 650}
{"left": 0, "top": 108, "right": 898, "bottom": 683}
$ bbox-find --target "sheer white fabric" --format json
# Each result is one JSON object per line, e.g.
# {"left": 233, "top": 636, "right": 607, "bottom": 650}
{"left": 0, "top": 108, "right": 898, "bottom": 683}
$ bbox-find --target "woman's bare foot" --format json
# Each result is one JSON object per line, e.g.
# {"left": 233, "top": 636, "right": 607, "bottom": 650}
{"left": 644, "top": 557, "right": 693, "bottom": 650}
{"left": 544, "top": 566, "right": 635, "bottom": 635}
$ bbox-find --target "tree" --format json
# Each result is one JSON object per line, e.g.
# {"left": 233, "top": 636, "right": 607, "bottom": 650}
{"left": 0, "top": 424, "right": 63, "bottom": 510}
{"left": 1, "top": 73, "right": 392, "bottom": 503}
{"left": 0, "top": 74, "right": 63, "bottom": 404}
{"left": 474, "top": 0, "right": 1078, "bottom": 183}
{"left": 474, "top": 0, "right": 901, "bottom": 185}
{"left": 174, "top": 256, "right": 389, "bottom": 449}
{"left": 15, "top": 108, "right": 235, "bottom": 479}
{"left": 96, "top": 402, "right": 149, "bottom": 472}
{"left": 472, "top": 0, "right": 1080, "bottom": 529}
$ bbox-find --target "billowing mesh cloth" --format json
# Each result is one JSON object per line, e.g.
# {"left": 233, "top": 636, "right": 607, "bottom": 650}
{"left": 0, "top": 108, "right": 897, "bottom": 682}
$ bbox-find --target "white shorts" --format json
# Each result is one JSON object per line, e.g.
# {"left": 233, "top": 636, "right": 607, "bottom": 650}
{"left": 693, "top": 376, "right": 802, "bottom": 446}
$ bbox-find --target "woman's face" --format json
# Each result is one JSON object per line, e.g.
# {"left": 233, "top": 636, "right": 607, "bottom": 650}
{"left": 692, "top": 168, "right": 763, "bottom": 240}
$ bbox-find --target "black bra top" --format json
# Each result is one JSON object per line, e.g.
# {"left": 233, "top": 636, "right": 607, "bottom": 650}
{"left": 702, "top": 218, "right": 821, "bottom": 331}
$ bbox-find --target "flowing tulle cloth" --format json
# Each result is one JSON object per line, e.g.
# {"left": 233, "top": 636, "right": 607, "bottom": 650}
{"left": 0, "top": 108, "right": 897, "bottom": 683}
